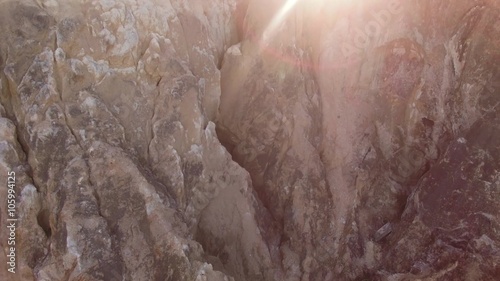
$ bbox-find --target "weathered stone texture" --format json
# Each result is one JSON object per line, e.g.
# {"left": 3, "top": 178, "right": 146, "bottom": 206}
{"left": 0, "top": 0, "right": 499, "bottom": 280}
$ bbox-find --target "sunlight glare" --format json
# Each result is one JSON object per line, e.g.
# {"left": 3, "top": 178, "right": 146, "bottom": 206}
{"left": 261, "top": 0, "right": 301, "bottom": 45}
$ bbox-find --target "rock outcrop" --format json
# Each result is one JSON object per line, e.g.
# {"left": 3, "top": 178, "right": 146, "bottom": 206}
{"left": 0, "top": 0, "right": 499, "bottom": 280}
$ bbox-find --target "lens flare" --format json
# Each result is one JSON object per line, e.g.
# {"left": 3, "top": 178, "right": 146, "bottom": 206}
{"left": 257, "top": 0, "right": 360, "bottom": 71}
{"left": 261, "top": 0, "right": 300, "bottom": 45}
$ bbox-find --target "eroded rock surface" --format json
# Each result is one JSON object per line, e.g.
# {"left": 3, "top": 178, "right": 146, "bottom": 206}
{"left": 0, "top": 0, "right": 264, "bottom": 280}
{"left": 0, "top": 0, "right": 499, "bottom": 280}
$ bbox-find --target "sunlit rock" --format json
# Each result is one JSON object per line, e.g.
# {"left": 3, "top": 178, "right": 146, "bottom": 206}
{"left": 0, "top": 0, "right": 499, "bottom": 280}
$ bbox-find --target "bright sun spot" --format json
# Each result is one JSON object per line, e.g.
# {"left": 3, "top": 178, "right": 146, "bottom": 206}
{"left": 261, "top": 0, "right": 301, "bottom": 44}
{"left": 261, "top": 0, "right": 330, "bottom": 45}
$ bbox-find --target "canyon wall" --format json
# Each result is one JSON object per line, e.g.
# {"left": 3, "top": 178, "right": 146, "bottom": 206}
{"left": 0, "top": 0, "right": 499, "bottom": 280}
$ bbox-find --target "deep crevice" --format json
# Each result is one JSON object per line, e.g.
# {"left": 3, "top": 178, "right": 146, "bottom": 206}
{"left": 37, "top": 209, "right": 52, "bottom": 238}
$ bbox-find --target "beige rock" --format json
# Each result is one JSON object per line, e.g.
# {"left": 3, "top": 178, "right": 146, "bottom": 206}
{"left": 0, "top": 0, "right": 499, "bottom": 280}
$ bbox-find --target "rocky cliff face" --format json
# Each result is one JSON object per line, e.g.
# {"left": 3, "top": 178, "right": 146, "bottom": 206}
{"left": 0, "top": 0, "right": 499, "bottom": 280}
